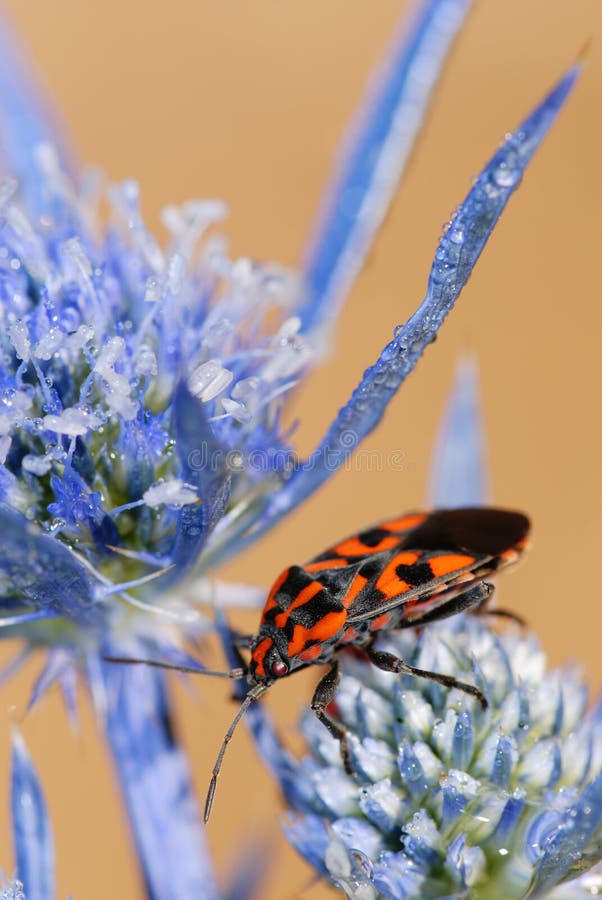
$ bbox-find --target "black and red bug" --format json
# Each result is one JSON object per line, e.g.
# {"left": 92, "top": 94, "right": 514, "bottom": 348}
{"left": 106, "top": 506, "right": 530, "bottom": 820}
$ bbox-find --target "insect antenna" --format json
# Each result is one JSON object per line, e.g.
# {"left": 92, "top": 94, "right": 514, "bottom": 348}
{"left": 204, "top": 681, "right": 269, "bottom": 823}
{"left": 102, "top": 655, "right": 246, "bottom": 680}
{"left": 104, "top": 653, "right": 266, "bottom": 820}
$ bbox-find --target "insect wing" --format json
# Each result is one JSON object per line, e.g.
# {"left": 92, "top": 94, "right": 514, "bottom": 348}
{"left": 345, "top": 546, "right": 491, "bottom": 623}
{"left": 397, "top": 507, "right": 530, "bottom": 556}
{"left": 345, "top": 508, "right": 530, "bottom": 624}
{"left": 308, "top": 512, "right": 428, "bottom": 565}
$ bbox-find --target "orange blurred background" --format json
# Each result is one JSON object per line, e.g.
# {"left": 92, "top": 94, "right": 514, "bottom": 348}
{"left": 0, "top": 1, "right": 600, "bottom": 897}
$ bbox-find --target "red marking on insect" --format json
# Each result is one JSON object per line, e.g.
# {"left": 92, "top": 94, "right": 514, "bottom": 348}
{"left": 368, "top": 612, "right": 393, "bottom": 631}
{"left": 297, "top": 644, "right": 323, "bottom": 664}
{"left": 105, "top": 506, "right": 530, "bottom": 821}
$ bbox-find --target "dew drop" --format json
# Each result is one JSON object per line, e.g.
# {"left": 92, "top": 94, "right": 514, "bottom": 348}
{"left": 48, "top": 518, "right": 67, "bottom": 533}
{"left": 491, "top": 162, "right": 521, "bottom": 189}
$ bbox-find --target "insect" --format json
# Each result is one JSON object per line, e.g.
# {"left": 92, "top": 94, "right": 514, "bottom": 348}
{"left": 107, "top": 506, "right": 530, "bottom": 821}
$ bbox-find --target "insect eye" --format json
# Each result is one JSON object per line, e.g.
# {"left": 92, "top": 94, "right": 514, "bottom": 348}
{"left": 270, "top": 659, "right": 288, "bottom": 677}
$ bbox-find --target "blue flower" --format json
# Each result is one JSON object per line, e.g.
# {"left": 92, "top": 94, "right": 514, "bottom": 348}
{"left": 0, "top": 0, "right": 581, "bottom": 897}
{"left": 0, "top": 0, "right": 489, "bottom": 675}
{"left": 283, "top": 618, "right": 602, "bottom": 899}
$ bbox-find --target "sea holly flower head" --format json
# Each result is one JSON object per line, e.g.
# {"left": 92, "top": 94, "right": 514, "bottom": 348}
{"left": 282, "top": 617, "right": 602, "bottom": 898}
{"left": 0, "top": 158, "right": 307, "bottom": 641}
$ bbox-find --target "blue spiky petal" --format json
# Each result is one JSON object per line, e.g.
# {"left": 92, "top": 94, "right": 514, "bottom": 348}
{"left": 10, "top": 730, "right": 54, "bottom": 900}
{"left": 300, "top": 0, "right": 474, "bottom": 332}
{"left": 241, "top": 63, "right": 579, "bottom": 547}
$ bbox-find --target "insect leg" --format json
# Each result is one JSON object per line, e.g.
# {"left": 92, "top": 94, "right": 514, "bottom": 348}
{"left": 401, "top": 582, "right": 525, "bottom": 628}
{"left": 477, "top": 607, "right": 527, "bottom": 627}
{"left": 448, "top": 581, "right": 526, "bottom": 627}
{"left": 365, "top": 643, "right": 487, "bottom": 709}
{"left": 311, "top": 660, "right": 353, "bottom": 774}
{"left": 401, "top": 582, "right": 493, "bottom": 627}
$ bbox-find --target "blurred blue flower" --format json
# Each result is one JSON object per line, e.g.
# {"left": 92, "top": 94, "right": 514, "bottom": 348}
{"left": 0, "top": 0, "right": 582, "bottom": 896}
{"left": 0, "top": 883, "right": 25, "bottom": 900}
{"left": 10, "top": 729, "right": 53, "bottom": 900}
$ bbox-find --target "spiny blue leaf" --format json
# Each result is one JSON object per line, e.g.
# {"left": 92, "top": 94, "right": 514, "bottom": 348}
{"left": 166, "top": 383, "right": 231, "bottom": 579}
{"left": 0, "top": 504, "right": 99, "bottom": 628}
{"left": 248, "top": 62, "right": 579, "bottom": 539}
{"left": 26, "top": 649, "right": 73, "bottom": 711}
{"left": 427, "top": 355, "right": 488, "bottom": 507}
{"left": 102, "top": 661, "right": 220, "bottom": 900}
{"left": 300, "top": 0, "right": 473, "bottom": 332}
{"left": 11, "top": 729, "right": 54, "bottom": 900}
